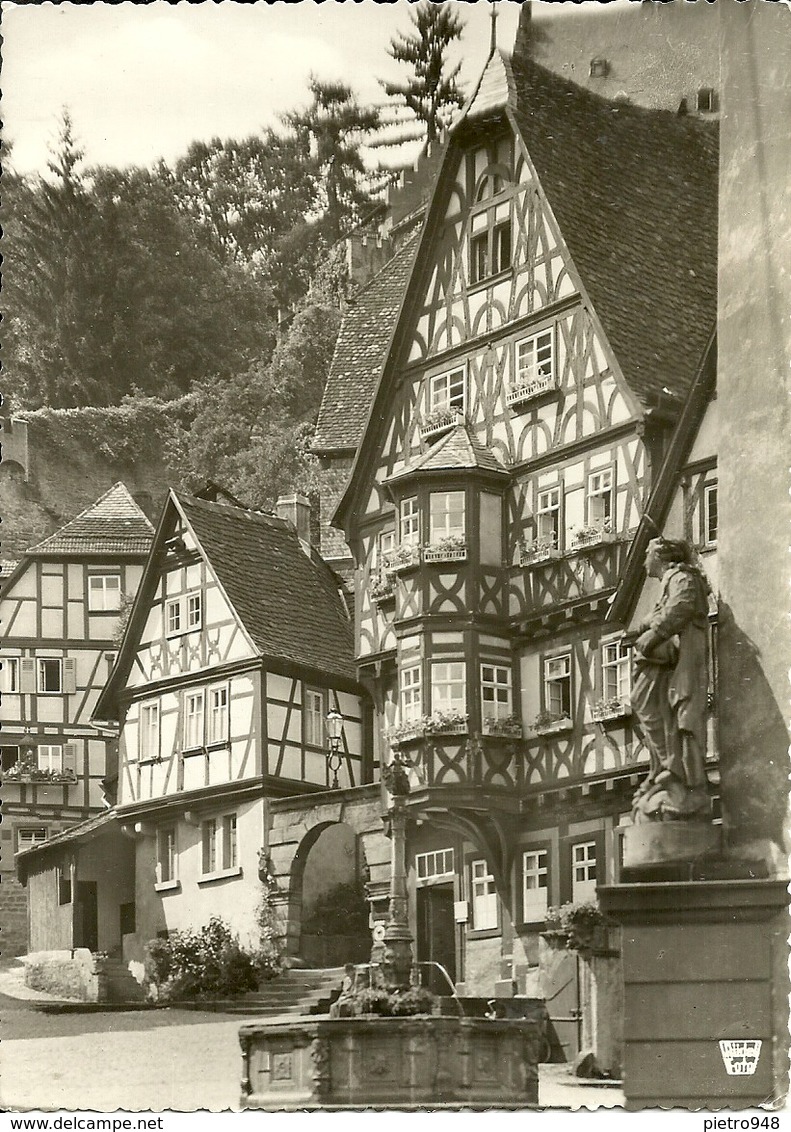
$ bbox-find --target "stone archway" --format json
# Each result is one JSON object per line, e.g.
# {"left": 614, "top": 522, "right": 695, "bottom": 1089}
{"left": 267, "top": 786, "right": 391, "bottom": 966}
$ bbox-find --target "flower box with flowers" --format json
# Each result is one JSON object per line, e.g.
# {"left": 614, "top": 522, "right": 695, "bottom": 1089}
{"left": 591, "top": 697, "right": 631, "bottom": 723}
{"left": 506, "top": 373, "right": 556, "bottom": 409}
{"left": 419, "top": 407, "right": 463, "bottom": 440}
{"left": 386, "top": 712, "right": 469, "bottom": 747}
{"left": 382, "top": 544, "right": 421, "bottom": 574}
{"left": 370, "top": 575, "right": 395, "bottom": 604}
{"left": 423, "top": 535, "right": 467, "bottom": 563}
{"left": 519, "top": 538, "right": 558, "bottom": 567}
{"left": 1, "top": 762, "right": 77, "bottom": 784}
{"left": 483, "top": 715, "right": 523, "bottom": 738}
{"left": 529, "top": 711, "right": 573, "bottom": 737}
{"left": 570, "top": 521, "right": 614, "bottom": 550}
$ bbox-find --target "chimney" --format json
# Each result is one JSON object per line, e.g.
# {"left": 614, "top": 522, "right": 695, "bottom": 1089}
{"left": 276, "top": 493, "right": 312, "bottom": 547}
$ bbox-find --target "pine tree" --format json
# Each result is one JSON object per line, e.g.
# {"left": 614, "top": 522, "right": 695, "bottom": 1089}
{"left": 380, "top": 2, "right": 466, "bottom": 149}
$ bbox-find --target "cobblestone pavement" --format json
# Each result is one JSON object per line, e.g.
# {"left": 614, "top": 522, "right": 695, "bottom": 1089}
{"left": 0, "top": 973, "right": 624, "bottom": 1112}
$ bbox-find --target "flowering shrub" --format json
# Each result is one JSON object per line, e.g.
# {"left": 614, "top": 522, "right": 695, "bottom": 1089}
{"left": 591, "top": 697, "right": 628, "bottom": 720}
{"left": 483, "top": 714, "right": 523, "bottom": 736}
{"left": 533, "top": 710, "right": 570, "bottom": 731}
{"left": 544, "top": 902, "right": 609, "bottom": 950}
{"left": 351, "top": 985, "right": 438, "bottom": 1017}
{"left": 369, "top": 575, "right": 395, "bottom": 602}
{"left": 571, "top": 519, "right": 613, "bottom": 545}
{"left": 2, "top": 759, "right": 76, "bottom": 783}
{"left": 386, "top": 711, "right": 468, "bottom": 744}
{"left": 382, "top": 544, "right": 421, "bottom": 571}
{"left": 144, "top": 915, "right": 260, "bottom": 1000}
{"left": 421, "top": 406, "right": 461, "bottom": 433}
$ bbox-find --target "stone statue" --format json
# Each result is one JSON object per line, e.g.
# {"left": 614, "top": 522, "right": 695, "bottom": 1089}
{"left": 629, "top": 537, "right": 711, "bottom": 821}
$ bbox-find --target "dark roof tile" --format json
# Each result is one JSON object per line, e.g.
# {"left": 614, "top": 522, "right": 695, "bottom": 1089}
{"left": 30, "top": 482, "right": 154, "bottom": 556}
{"left": 178, "top": 496, "right": 356, "bottom": 684}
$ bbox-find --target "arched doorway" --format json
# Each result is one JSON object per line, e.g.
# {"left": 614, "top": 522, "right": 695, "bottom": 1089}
{"left": 290, "top": 822, "right": 371, "bottom": 967}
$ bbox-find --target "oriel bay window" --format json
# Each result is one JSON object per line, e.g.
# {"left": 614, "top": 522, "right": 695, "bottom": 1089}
{"left": 400, "top": 665, "right": 422, "bottom": 723}
{"left": 428, "top": 490, "right": 465, "bottom": 552}
{"left": 481, "top": 664, "right": 512, "bottom": 723}
{"left": 431, "top": 661, "right": 466, "bottom": 718}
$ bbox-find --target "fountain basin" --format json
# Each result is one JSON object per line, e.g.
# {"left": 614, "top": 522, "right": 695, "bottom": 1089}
{"left": 239, "top": 1014, "right": 542, "bottom": 1109}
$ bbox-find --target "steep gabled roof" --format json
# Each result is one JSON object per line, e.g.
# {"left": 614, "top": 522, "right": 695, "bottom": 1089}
{"left": 313, "top": 234, "right": 419, "bottom": 453}
{"left": 177, "top": 495, "right": 356, "bottom": 684}
{"left": 29, "top": 482, "right": 154, "bottom": 556}
{"left": 387, "top": 423, "right": 508, "bottom": 484}
{"left": 509, "top": 55, "right": 718, "bottom": 407}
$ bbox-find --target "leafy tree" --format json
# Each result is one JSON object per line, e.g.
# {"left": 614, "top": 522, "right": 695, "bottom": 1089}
{"left": 380, "top": 2, "right": 465, "bottom": 148}
{"left": 160, "top": 130, "right": 318, "bottom": 266}
{"left": 284, "top": 77, "right": 382, "bottom": 241}
{"left": 3, "top": 117, "right": 276, "bottom": 409}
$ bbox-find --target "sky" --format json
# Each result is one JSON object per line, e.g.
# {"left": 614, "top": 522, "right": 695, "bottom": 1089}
{"left": 1, "top": 0, "right": 536, "bottom": 177}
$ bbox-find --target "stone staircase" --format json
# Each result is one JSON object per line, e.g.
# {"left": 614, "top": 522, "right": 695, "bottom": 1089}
{"left": 101, "top": 958, "right": 147, "bottom": 1003}
{"left": 186, "top": 967, "right": 345, "bottom": 1016}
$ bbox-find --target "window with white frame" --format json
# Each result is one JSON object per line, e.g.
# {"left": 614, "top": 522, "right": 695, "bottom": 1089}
{"left": 166, "top": 599, "right": 182, "bottom": 637}
{"left": 202, "top": 818, "right": 218, "bottom": 874}
{"left": 481, "top": 664, "right": 512, "bottom": 723}
{"left": 416, "top": 847, "right": 454, "bottom": 882}
{"left": 37, "top": 658, "right": 62, "bottom": 694}
{"left": 400, "top": 498, "right": 420, "bottom": 546}
{"left": 602, "top": 640, "right": 631, "bottom": 703}
{"left": 703, "top": 482, "right": 718, "bottom": 546}
{"left": 516, "top": 329, "right": 554, "bottom": 388}
{"left": 140, "top": 702, "right": 160, "bottom": 761}
{"left": 223, "top": 814, "right": 238, "bottom": 869}
{"left": 432, "top": 661, "right": 466, "bottom": 716}
{"left": 470, "top": 211, "right": 512, "bottom": 284}
{"left": 536, "top": 487, "right": 561, "bottom": 549}
{"left": 400, "top": 665, "right": 422, "bottom": 722}
{"left": 429, "top": 491, "right": 465, "bottom": 543}
{"left": 17, "top": 826, "right": 48, "bottom": 852}
{"left": 88, "top": 574, "right": 121, "bottom": 612}
{"left": 587, "top": 469, "right": 613, "bottom": 529}
{"left": 187, "top": 593, "right": 202, "bottom": 631}
{"left": 471, "top": 859, "right": 498, "bottom": 930}
{"left": 522, "top": 849, "right": 549, "bottom": 918}
{"left": 544, "top": 654, "right": 572, "bottom": 718}
{"left": 304, "top": 688, "right": 324, "bottom": 747}
{"left": 378, "top": 528, "right": 396, "bottom": 569}
{"left": 571, "top": 841, "right": 597, "bottom": 902}
{"left": 157, "top": 827, "right": 177, "bottom": 884}
{"left": 202, "top": 814, "right": 238, "bottom": 876}
{"left": 429, "top": 367, "right": 466, "bottom": 415}
{"left": 1, "top": 657, "right": 19, "bottom": 693}
{"left": 184, "top": 690, "right": 205, "bottom": 750}
{"left": 208, "top": 686, "right": 229, "bottom": 746}
{"left": 38, "top": 745, "right": 63, "bottom": 773}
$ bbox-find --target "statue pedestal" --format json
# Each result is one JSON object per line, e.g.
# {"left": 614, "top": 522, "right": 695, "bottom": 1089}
{"left": 599, "top": 879, "right": 789, "bottom": 1109}
{"left": 622, "top": 822, "right": 721, "bottom": 872}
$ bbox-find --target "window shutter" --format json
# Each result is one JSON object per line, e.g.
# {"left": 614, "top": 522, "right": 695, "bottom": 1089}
{"left": 20, "top": 658, "right": 36, "bottom": 694}
{"left": 64, "top": 658, "right": 77, "bottom": 694}
{"left": 62, "top": 744, "right": 78, "bottom": 776}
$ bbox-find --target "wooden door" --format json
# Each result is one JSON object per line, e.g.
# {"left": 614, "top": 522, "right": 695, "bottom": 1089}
{"left": 416, "top": 884, "right": 456, "bottom": 993}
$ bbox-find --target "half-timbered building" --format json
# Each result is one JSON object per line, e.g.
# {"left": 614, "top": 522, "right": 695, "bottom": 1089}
{"left": 313, "top": 46, "right": 718, "bottom": 995}
{"left": 70, "top": 491, "right": 373, "bottom": 962}
{"left": 0, "top": 483, "right": 153, "bottom": 954}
